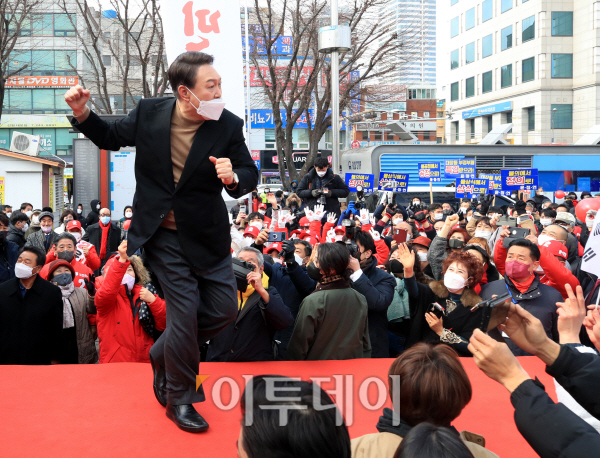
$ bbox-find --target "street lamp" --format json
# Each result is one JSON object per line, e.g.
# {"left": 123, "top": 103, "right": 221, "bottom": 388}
{"left": 551, "top": 107, "right": 557, "bottom": 144}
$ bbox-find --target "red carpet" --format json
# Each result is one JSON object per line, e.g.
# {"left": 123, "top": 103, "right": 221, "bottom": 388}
{"left": 0, "top": 358, "right": 556, "bottom": 457}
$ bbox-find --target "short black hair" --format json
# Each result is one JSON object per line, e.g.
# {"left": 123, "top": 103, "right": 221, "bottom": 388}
{"left": 508, "top": 238, "right": 540, "bottom": 262}
{"left": 246, "top": 212, "right": 264, "bottom": 221}
{"left": 354, "top": 229, "right": 377, "bottom": 254}
{"left": 556, "top": 205, "right": 569, "bottom": 213}
{"left": 18, "top": 246, "right": 46, "bottom": 267}
{"left": 42, "top": 207, "right": 53, "bottom": 213}
{"left": 317, "top": 242, "right": 352, "bottom": 278}
{"left": 240, "top": 376, "right": 351, "bottom": 458}
{"left": 11, "top": 212, "right": 29, "bottom": 225}
{"left": 541, "top": 208, "right": 557, "bottom": 218}
{"left": 395, "top": 422, "right": 475, "bottom": 458}
{"left": 314, "top": 157, "right": 329, "bottom": 169}
{"left": 54, "top": 232, "right": 77, "bottom": 247}
{"left": 487, "top": 206, "right": 503, "bottom": 215}
{"left": 20, "top": 202, "right": 33, "bottom": 211}
{"left": 123, "top": 205, "right": 133, "bottom": 214}
{"left": 428, "top": 203, "right": 442, "bottom": 213}
{"left": 294, "top": 239, "right": 312, "bottom": 257}
{"left": 0, "top": 213, "right": 9, "bottom": 227}
{"left": 168, "top": 52, "right": 214, "bottom": 98}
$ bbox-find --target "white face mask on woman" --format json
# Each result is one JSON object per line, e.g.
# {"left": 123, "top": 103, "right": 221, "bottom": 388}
{"left": 417, "top": 251, "right": 428, "bottom": 262}
{"left": 474, "top": 229, "right": 492, "bottom": 240}
{"left": 444, "top": 271, "right": 468, "bottom": 290}
{"left": 121, "top": 273, "right": 135, "bottom": 290}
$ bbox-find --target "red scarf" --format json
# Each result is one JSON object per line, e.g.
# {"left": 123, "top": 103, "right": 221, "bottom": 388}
{"left": 99, "top": 222, "right": 110, "bottom": 259}
{"left": 512, "top": 274, "right": 535, "bottom": 294}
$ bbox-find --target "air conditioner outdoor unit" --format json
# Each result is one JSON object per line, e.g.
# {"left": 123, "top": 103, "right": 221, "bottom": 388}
{"left": 10, "top": 132, "right": 40, "bottom": 156}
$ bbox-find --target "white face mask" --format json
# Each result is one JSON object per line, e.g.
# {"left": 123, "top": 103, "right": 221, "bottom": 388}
{"left": 32, "top": 217, "right": 39, "bottom": 225}
{"left": 258, "top": 210, "right": 266, "bottom": 215}
{"left": 526, "top": 210, "right": 532, "bottom": 215}
{"left": 77, "top": 209, "right": 82, "bottom": 214}
{"left": 417, "top": 251, "right": 428, "bottom": 262}
{"left": 540, "top": 218, "right": 552, "bottom": 227}
{"left": 125, "top": 211, "right": 133, "bottom": 218}
{"left": 413, "top": 201, "right": 420, "bottom": 206}
{"left": 335, "top": 234, "right": 344, "bottom": 242}
{"left": 586, "top": 218, "right": 595, "bottom": 228}
{"left": 121, "top": 273, "right": 135, "bottom": 290}
{"left": 444, "top": 271, "right": 468, "bottom": 290}
{"left": 436, "top": 231, "right": 443, "bottom": 237}
{"left": 41, "top": 225, "right": 52, "bottom": 234}
{"left": 433, "top": 213, "right": 444, "bottom": 221}
{"left": 316, "top": 170, "right": 327, "bottom": 177}
{"left": 72, "top": 232, "right": 82, "bottom": 242}
{"left": 184, "top": 86, "right": 226, "bottom": 120}
{"left": 96, "top": 205, "right": 100, "bottom": 210}
{"left": 474, "top": 230, "right": 492, "bottom": 240}
{"left": 393, "top": 218, "right": 403, "bottom": 225}
{"left": 6, "top": 212, "right": 11, "bottom": 218}
{"left": 21, "top": 223, "right": 29, "bottom": 232}
{"left": 294, "top": 253, "right": 304, "bottom": 265}
{"left": 15, "top": 262, "right": 35, "bottom": 279}
{"left": 249, "top": 221, "right": 263, "bottom": 230}
{"left": 466, "top": 216, "right": 472, "bottom": 222}
{"left": 537, "top": 234, "right": 555, "bottom": 246}
{"left": 25, "top": 211, "right": 33, "bottom": 218}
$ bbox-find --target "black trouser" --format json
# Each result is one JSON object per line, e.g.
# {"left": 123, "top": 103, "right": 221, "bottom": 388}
{"left": 145, "top": 227, "right": 237, "bottom": 405}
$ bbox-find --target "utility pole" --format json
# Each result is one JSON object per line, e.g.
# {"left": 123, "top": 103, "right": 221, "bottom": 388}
{"left": 244, "top": 0, "right": 252, "bottom": 148}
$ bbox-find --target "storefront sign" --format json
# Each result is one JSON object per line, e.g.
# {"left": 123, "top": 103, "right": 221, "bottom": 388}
{"left": 5, "top": 76, "right": 79, "bottom": 88}
{"left": 0, "top": 114, "right": 72, "bottom": 129}
{"left": 462, "top": 101, "right": 512, "bottom": 120}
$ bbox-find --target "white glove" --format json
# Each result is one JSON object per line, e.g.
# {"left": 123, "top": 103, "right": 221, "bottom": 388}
{"left": 359, "top": 209, "right": 370, "bottom": 225}
{"left": 369, "top": 214, "right": 376, "bottom": 226}
{"left": 369, "top": 228, "right": 381, "bottom": 241}
{"left": 278, "top": 216, "right": 286, "bottom": 229}
{"left": 305, "top": 208, "right": 316, "bottom": 222}
{"left": 314, "top": 204, "right": 325, "bottom": 221}
{"left": 327, "top": 212, "right": 337, "bottom": 224}
{"left": 326, "top": 228, "right": 336, "bottom": 243}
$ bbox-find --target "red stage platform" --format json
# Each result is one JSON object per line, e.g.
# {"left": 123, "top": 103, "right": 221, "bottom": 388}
{"left": 0, "top": 358, "right": 556, "bottom": 457}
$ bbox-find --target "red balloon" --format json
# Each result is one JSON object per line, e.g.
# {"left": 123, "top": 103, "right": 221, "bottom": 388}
{"left": 123, "top": 220, "right": 131, "bottom": 231}
{"left": 555, "top": 190, "right": 565, "bottom": 199}
{"left": 575, "top": 198, "right": 600, "bottom": 222}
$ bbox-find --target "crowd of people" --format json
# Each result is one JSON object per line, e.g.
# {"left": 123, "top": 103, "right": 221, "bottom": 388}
{"left": 1, "top": 159, "right": 600, "bottom": 456}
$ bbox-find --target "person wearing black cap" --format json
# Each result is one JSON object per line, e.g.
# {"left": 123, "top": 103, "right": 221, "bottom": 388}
{"left": 25, "top": 211, "right": 56, "bottom": 253}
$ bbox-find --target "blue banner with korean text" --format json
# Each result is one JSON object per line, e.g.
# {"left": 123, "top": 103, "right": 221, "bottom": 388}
{"left": 500, "top": 169, "right": 539, "bottom": 191}
{"left": 455, "top": 178, "right": 490, "bottom": 198}
{"left": 479, "top": 173, "right": 509, "bottom": 196}
{"left": 418, "top": 162, "right": 441, "bottom": 182}
{"left": 345, "top": 173, "right": 375, "bottom": 193}
{"left": 444, "top": 159, "right": 476, "bottom": 179}
{"left": 378, "top": 172, "right": 409, "bottom": 193}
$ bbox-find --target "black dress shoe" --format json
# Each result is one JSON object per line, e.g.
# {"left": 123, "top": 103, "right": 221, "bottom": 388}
{"left": 150, "top": 354, "right": 167, "bottom": 407}
{"left": 166, "top": 404, "right": 209, "bottom": 433}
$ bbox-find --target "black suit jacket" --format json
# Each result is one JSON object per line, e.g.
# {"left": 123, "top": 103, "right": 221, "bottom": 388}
{"left": 71, "top": 98, "right": 258, "bottom": 269}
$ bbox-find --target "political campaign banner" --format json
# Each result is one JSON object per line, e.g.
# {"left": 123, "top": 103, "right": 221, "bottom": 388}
{"left": 455, "top": 178, "right": 490, "bottom": 198}
{"left": 345, "top": 174, "right": 375, "bottom": 193}
{"left": 500, "top": 169, "right": 539, "bottom": 191}
{"left": 418, "top": 162, "right": 441, "bottom": 182}
{"left": 444, "top": 159, "right": 475, "bottom": 179}
{"left": 479, "top": 173, "right": 509, "bottom": 196}
{"left": 378, "top": 172, "right": 409, "bottom": 193}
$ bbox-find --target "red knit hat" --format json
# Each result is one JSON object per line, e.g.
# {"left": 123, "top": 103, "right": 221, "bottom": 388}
{"left": 47, "top": 259, "right": 75, "bottom": 280}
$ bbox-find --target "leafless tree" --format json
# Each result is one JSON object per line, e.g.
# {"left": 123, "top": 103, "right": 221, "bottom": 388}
{"left": 248, "top": 0, "right": 417, "bottom": 186}
{"left": 0, "top": 0, "right": 45, "bottom": 119}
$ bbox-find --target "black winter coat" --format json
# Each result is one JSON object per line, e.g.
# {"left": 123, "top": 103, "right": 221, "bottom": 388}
{"left": 296, "top": 168, "right": 350, "bottom": 217}
{"left": 263, "top": 261, "right": 316, "bottom": 358}
{"left": 206, "top": 284, "right": 293, "bottom": 362}
{"left": 7, "top": 224, "right": 26, "bottom": 249}
{"left": 86, "top": 199, "right": 101, "bottom": 227}
{"left": 71, "top": 99, "right": 258, "bottom": 269}
{"left": 351, "top": 257, "right": 396, "bottom": 358}
{"left": 0, "top": 240, "right": 18, "bottom": 284}
{"left": 82, "top": 222, "right": 122, "bottom": 268}
{"left": 566, "top": 232, "right": 579, "bottom": 264}
{"left": 480, "top": 276, "right": 561, "bottom": 356}
{"left": 511, "top": 345, "right": 600, "bottom": 458}
{"left": 0, "top": 276, "right": 63, "bottom": 364}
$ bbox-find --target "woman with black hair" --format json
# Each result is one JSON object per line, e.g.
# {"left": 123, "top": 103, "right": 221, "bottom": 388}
{"left": 287, "top": 242, "right": 371, "bottom": 360}
{"left": 238, "top": 375, "right": 351, "bottom": 458}
{"left": 394, "top": 423, "right": 475, "bottom": 458}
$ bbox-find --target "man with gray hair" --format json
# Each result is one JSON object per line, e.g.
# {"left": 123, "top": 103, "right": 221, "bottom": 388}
{"left": 555, "top": 212, "right": 580, "bottom": 265}
{"left": 206, "top": 247, "right": 293, "bottom": 363}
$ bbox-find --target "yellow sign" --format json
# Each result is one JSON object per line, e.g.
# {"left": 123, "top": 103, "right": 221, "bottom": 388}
{"left": 0, "top": 114, "right": 72, "bottom": 129}
{"left": 0, "top": 177, "right": 4, "bottom": 205}
{"left": 196, "top": 375, "right": 210, "bottom": 391}
{"left": 49, "top": 168, "right": 54, "bottom": 209}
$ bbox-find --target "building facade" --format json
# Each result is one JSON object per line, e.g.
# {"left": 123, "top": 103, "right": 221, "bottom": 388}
{"left": 439, "top": 0, "right": 600, "bottom": 145}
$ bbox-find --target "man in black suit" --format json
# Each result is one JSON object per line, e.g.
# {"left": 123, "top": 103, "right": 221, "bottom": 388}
{"left": 65, "top": 52, "right": 258, "bottom": 433}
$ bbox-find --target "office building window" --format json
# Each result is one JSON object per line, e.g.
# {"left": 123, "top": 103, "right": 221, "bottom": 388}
{"left": 482, "top": 70, "right": 493, "bottom": 93}
{"left": 423, "top": 131, "right": 430, "bottom": 140}
{"left": 501, "top": 26, "right": 512, "bottom": 50}
{"left": 552, "top": 54, "right": 573, "bottom": 78}
{"left": 506, "top": 111, "right": 513, "bottom": 133}
{"left": 451, "top": 82, "right": 459, "bottom": 101}
{"left": 522, "top": 15, "right": 535, "bottom": 42}
{"left": 32, "top": 14, "right": 53, "bottom": 36}
{"left": 501, "top": 0, "right": 512, "bottom": 13}
{"left": 374, "top": 132, "right": 382, "bottom": 141}
{"left": 466, "top": 77, "right": 475, "bottom": 97}
{"left": 451, "top": 17, "right": 459, "bottom": 37}
{"left": 53, "top": 14, "right": 76, "bottom": 37}
{"left": 551, "top": 104, "right": 573, "bottom": 129}
{"left": 454, "top": 121, "right": 459, "bottom": 141}
{"left": 466, "top": 42, "right": 475, "bottom": 64}
{"left": 482, "top": 0, "right": 493, "bottom": 22}
{"left": 527, "top": 107, "right": 535, "bottom": 131}
{"left": 522, "top": 57, "right": 535, "bottom": 82}
{"left": 466, "top": 8, "right": 475, "bottom": 30}
{"left": 451, "top": 49, "right": 459, "bottom": 69}
{"left": 103, "top": 55, "right": 111, "bottom": 66}
{"left": 552, "top": 12, "right": 573, "bottom": 36}
{"left": 482, "top": 34, "right": 493, "bottom": 58}
{"left": 470, "top": 119, "right": 475, "bottom": 138}
{"left": 487, "top": 116, "right": 493, "bottom": 132}
{"left": 501, "top": 64, "right": 512, "bottom": 88}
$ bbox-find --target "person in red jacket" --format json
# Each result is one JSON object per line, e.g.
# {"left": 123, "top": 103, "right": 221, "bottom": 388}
{"left": 494, "top": 229, "right": 579, "bottom": 300}
{"left": 45, "top": 220, "right": 102, "bottom": 272}
{"left": 40, "top": 232, "right": 95, "bottom": 291}
{"left": 94, "top": 240, "right": 166, "bottom": 363}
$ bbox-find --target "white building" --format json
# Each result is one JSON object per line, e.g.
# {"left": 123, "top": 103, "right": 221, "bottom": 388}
{"left": 379, "top": 0, "right": 437, "bottom": 86}
{"left": 438, "top": 0, "right": 600, "bottom": 145}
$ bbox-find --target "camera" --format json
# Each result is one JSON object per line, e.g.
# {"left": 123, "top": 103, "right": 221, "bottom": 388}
{"left": 341, "top": 218, "right": 357, "bottom": 239}
{"left": 268, "top": 232, "right": 286, "bottom": 242}
{"left": 338, "top": 239, "right": 359, "bottom": 258}
{"left": 429, "top": 302, "right": 446, "bottom": 318}
{"left": 414, "top": 211, "right": 427, "bottom": 222}
{"left": 232, "top": 258, "right": 255, "bottom": 293}
{"left": 472, "top": 293, "right": 511, "bottom": 332}
{"left": 502, "top": 227, "right": 530, "bottom": 248}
